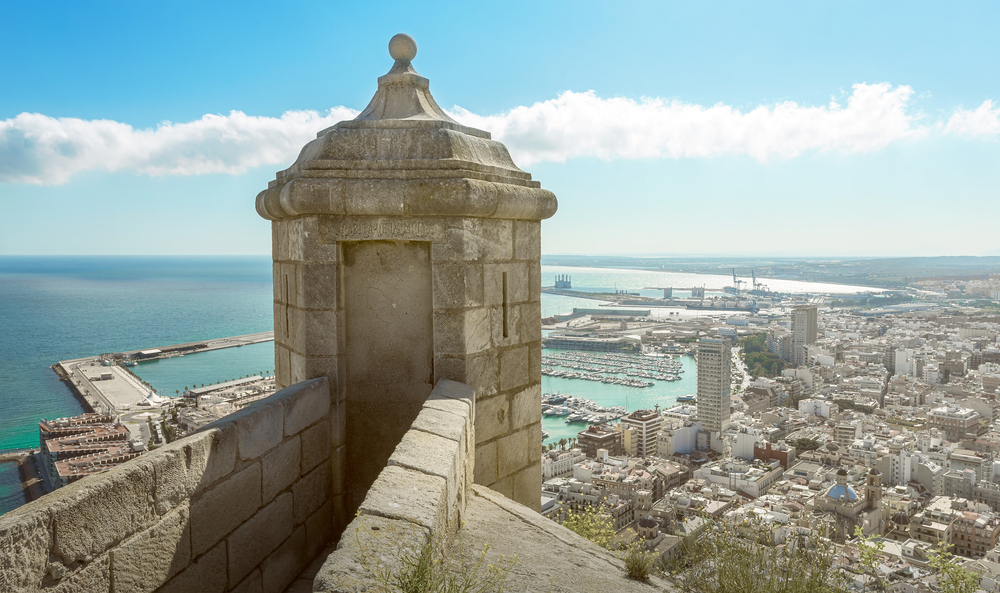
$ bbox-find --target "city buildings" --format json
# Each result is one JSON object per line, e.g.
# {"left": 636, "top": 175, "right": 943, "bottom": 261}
{"left": 619, "top": 410, "right": 662, "bottom": 458}
{"left": 38, "top": 413, "right": 145, "bottom": 488}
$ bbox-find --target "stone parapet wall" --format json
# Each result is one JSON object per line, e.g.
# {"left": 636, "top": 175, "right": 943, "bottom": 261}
{"left": 314, "top": 379, "right": 474, "bottom": 591}
{"left": 0, "top": 378, "right": 335, "bottom": 593}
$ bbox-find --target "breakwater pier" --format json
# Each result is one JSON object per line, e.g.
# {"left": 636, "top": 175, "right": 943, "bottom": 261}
{"left": 52, "top": 331, "right": 274, "bottom": 413}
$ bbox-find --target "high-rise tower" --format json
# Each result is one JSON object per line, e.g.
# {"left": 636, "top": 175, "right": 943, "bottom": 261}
{"left": 791, "top": 305, "right": 818, "bottom": 366}
{"left": 696, "top": 337, "right": 731, "bottom": 433}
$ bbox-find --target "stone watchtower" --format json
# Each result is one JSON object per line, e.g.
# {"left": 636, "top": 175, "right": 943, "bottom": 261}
{"left": 256, "top": 34, "right": 556, "bottom": 519}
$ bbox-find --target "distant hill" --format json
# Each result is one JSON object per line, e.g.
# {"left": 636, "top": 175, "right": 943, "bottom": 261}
{"left": 540, "top": 255, "right": 1000, "bottom": 288}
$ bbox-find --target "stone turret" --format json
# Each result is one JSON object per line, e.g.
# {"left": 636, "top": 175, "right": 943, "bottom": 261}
{"left": 257, "top": 34, "right": 557, "bottom": 518}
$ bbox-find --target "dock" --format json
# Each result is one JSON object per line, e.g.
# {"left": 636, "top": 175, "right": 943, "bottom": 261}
{"left": 52, "top": 331, "right": 274, "bottom": 413}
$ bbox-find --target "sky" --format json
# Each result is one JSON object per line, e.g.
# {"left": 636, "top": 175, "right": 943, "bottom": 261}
{"left": 1, "top": 1, "right": 999, "bottom": 257}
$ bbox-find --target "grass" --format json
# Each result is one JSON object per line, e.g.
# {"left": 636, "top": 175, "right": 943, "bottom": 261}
{"left": 354, "top": 515, "right": 518, "bottom": 593}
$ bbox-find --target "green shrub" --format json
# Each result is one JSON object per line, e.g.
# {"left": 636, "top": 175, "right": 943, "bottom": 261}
{"left": 559, "top": 505, "right": 615, "bottom": 550}
{"left": 621, "top": 542, "right": 655, "bottom": 581}
{"left": 675, "top": 516, "right": 845, "bottom": 593}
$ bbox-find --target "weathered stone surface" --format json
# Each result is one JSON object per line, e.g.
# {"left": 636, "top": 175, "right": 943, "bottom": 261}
{"left": 111, "top": 504, "right": 190, "bottom": 593}
{"left": 0, "top": 507, "right": 50, "bottom": 591}
{"left": 300, "top": 420, "right": 331, "bottom": 474}
{"left": 191, "top": 463, "right": 261, "bottom": 556}
{"left": 489, "top": 304, "right": 521, "bottom": 346}
{"left": 341, "top": 239, "right": 434, "bottom": 516}
{"left": 489, "top": 475, "right": 513, "bottom": 499}
{"left": 388, "top": 430, "right": 461, "bottom": 517}
{"left": 475, "top": 394, "right": 508, "bottom": 443}
{"left": 286, "top": 306, "right": 339, "bottom": 357}
{"left": 519, "top": 302, "right": 541, "bottom": 337}
{"left": 512, "top": 460, "right": 542, "bottom": 513}
{"left": 497, "top": 427, "right": 532, "bottom": 478}
{"left": 513, "top": 220, "right": 541, "bottom": 261}
{"left": 153, "top": 423, "right": 237, "bottom": 513}
{"left": 510, "top": 383, "right": 541, "bottom": 431}
{"left": 305, "top": 499, "right": 331, "bottom": 554}
{"left": 49, "top": 458, "right": 156, "bottom": 564}
{"left": 473, "top": 440, "right": 498, "bottom": 485}
{"left": 282, "top": 377, "right": 330, "bottom": 435}
{"left": 158, "top": 542, "right": 228, "bottom": 593}
{"left": 263, "top": 436, "right": 301, "bottom": 503}
{"left": 293, "top": 462, "right": 331, "bottom": 525}
{"left": 260, "top": 525, "right": 307, "bottom": 593}
{"left": 236, "top": 401, "right": 284, "bottom": 461}
{"left": 50, "top": 553, "right": 110, "bottom": 593}
{"left": 499, "top": 346, "right": 529, "bottom": 392}
{"left": 313, "top": 514, "right": 429, "bottom": 593}
{"left": 461, "top": 486, "right": 672, "bottom": 592}
{"left": 410, "top": 406, "right": 467, "bottom": 444}
{"left": 228, "top": 493, "right": 294, "bottom": 588}
{"left": 484, "top": 262, "right": 529, "bottom": 306}
{"left": 528, "top": 261, "right": 541, "bottom": 302}
{"left": 433, "top": 308, "right": 491, "bottom": 356}
{"left": 358, "top": 465, "right": 446, "bottom": 532}
{"left": 231, "top": 569, "right": 262, "bottom": 593}
{"left": 528, "top": 341, "right": 542, "bottom": 382}
{"left": 433, "top": 261, "right": 484, "bottom": 309}
{"left": 434, "top": 352, "right": 499, "bottom": 399}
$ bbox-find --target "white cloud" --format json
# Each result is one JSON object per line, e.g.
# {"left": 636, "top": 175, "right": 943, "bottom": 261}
{"left": 3, "top": 83, "right": 996, "bottom": 185}
{"left": 0, "top": 108, "right": 358, "bottom": 185}
{"left": 449, "top": 83, "right": 925, "bottom": 166}
{"left": 944, "top": 100, "right": 1000, "bottom": 137}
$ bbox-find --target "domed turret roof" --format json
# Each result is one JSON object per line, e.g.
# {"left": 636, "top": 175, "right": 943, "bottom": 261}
{"left": 892, "top": 511, "right": 910, "bottom": 525}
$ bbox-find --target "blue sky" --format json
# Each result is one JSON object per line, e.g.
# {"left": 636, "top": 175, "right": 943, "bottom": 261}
{"left": 2, "top": 1, "right": 999, "bottom": 257}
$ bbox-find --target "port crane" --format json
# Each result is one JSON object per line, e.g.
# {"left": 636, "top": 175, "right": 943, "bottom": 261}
{"left": 731, "top": 269, "right": 745, "bottom": 295}
{"left": 750, "top": 270, "right": 770, "bottom": 295}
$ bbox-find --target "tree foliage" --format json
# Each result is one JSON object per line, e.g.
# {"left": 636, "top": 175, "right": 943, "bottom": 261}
{"left": 738, "top": 334, "right": 785, "bottom": 378}
{"left": 929, "top": 542, "right": 981, "bottom": 593}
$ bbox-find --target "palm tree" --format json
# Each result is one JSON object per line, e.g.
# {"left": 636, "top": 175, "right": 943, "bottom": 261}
{"left": 559, "top": 438, "right": 567, "bottom": 451}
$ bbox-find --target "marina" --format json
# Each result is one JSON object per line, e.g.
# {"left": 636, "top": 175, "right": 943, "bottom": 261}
{"left": 540, "top": 349, "right": 698, "bottom": 446}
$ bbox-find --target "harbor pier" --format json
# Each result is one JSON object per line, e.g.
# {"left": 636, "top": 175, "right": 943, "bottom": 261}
{"left": 52, "top": 331, "right": 275, "bottom": 413}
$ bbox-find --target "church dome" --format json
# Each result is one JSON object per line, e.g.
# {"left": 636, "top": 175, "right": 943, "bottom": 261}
{"left": 826, "top": 484, "right": 859, "bottom": 502}
{"left": 892, "top": 511, "right": 910, "bottom": 525}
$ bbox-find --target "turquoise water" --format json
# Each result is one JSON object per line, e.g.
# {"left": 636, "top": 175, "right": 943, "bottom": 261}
{"left": 541, "top": 352, "right": 697, "bottom": 446}
{"left": 132, "top": 341, "right": 275, "bottom": 398}
{"left": 0, "top": 256, "right": 273, "bottom": 514}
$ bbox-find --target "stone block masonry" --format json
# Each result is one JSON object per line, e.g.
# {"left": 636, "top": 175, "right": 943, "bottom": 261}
{"left": 259, "top": 35, "right": 555, "bottom": 519}
{"left": 0, "top": 377, "right": 335, "bottom": 593}
{"left": 314, "top": 378, "right": 475, "bottom": 591}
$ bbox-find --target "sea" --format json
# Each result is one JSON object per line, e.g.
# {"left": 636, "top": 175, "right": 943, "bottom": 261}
{"left": 0, "top": 256, "right": 875, "bottom": 515}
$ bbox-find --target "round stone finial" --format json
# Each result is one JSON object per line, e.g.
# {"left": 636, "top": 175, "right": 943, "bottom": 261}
{"left": 388, "top": 34, "right": 417, "bottom": 62}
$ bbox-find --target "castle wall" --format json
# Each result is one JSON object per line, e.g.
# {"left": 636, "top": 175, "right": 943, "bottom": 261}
{"left": 313, "top": 379, "right": 474, "bottom": 591}
{"left": 0, "top": 378, "right": 334, "bottom": 593}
